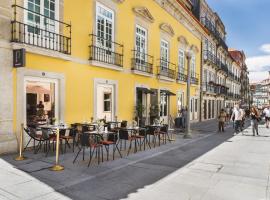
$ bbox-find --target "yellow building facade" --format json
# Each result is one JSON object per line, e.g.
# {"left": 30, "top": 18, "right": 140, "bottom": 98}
{"left": 0, "top": 0, "right": 206, "bottom": 153}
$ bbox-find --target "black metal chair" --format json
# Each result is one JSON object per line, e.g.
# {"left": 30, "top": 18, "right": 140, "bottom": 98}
{"left": 60, "top": 128, "right": 78, "bottom": 153}
{"left": 73, "top": 132, "right": 104, "bottom": 167}
{"left": 101, "top": 132, "right": 122, "bottom": 161}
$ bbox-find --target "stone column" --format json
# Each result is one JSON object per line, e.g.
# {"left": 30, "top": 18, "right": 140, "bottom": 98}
{"left": 0, "top": 0, "right": 17, "bottom": 153}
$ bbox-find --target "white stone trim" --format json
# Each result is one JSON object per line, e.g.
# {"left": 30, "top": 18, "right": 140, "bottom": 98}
{"left": 158, "top": 75, "right": 176, "bottom": 82}
{"left": 131, "top": 69, "right": 154, "bottom": 78}
{"left": 89, "top": 61, "right": 124, "bottom": 71}
{"left": 16, "top": 68, "right": 65, "bottom": 138}
{"left": 93, "top": 78, "right": 118, "bottom": 121}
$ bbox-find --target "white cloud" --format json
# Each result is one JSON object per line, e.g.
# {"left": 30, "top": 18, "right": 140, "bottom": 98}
{"left": 246, "top": 55, "right": 270, "bottom": 82}
{"left": 260, "top": 44, "right": 270, "bottom": 54}
{"left": 249, "top": 71, "right": 269, "bottom": 83}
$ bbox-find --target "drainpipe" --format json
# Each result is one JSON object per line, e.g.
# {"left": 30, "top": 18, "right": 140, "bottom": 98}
{"left": 199, "top": 41, "right": 203, "bottom": 122}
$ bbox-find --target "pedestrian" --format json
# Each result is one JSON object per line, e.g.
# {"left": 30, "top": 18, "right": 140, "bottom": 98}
{"left": 218, "top": 109, "right": 227, "bottom": 132}
{"left": 263, "top": 106, "right": 270, "bottom": 128}
{"left": 250, "top": 106, "right": 260, "bottom": 136}
{"left": 231, "top": 105, "right": 242, "bottom": 135}
{"left": 226, "top": 106, "right": 230, "bottom": 124}
{"left": 240, "top": 107, "right": 245, "bottom": 131}
{"left": 182, "top": 107, "right": 187, "bottom": 129}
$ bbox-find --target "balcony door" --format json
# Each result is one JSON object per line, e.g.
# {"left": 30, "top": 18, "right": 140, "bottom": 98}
{"left": 96, "top": 2, "right": 114, "bottom": 53}
{"left": 160, "top": 91, "right": 169, "bottom": 124}
{"left": 135, "top": 25, "right": 148, "bottom": 71}
{"left": 24, "top": 0, "right": 59, "bottom": 48}
{"left": 160, "top": 40, "right": 169, "bottom": 69}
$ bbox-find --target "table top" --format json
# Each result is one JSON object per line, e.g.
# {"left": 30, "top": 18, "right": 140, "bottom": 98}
{"left": 87, "top": 131, "right": 115, "bottom": 135}
{"left": 39, "top": 125, "right": 70, "bottom": 130}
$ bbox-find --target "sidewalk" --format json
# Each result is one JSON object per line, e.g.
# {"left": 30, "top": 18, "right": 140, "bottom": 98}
{"left": 123, "top": 125, "right": 270, "bottom": 200}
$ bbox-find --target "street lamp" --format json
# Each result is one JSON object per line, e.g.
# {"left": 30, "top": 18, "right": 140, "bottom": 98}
{"left": 184, "top": 49, "right": 192, "bottom": 139}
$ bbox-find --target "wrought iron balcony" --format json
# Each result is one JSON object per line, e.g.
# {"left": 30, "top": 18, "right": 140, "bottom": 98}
{"left": 158, "top": 59, "right": 176, "bottom": 79}
{"left": 201, "top": 17, "right": 216, "bottom": 36}
{"left": 203, "top": 50, "right": 216, "bottom": 66}
{"left": 215, "top": 85, "right": 228, "bottom": 95}
{"left": 203, "top": 82, "right": 216, "bottom": 93}
{"left": 89, "top": 34, "right": 123, "bottom": 67}
{"left": 11, "top": 4, "right": 71, "bottom": 54}
{"left": 191, "top": 73, "right": 199, "bottom": 85}
{"left": 201, "top": 17, "right": 228, "bottom": 50}
{"left": 177, "top": 71, "right": 187, "bottom": 82}
{"left": 131, "top": 50, "right": 153, "bottom": 74}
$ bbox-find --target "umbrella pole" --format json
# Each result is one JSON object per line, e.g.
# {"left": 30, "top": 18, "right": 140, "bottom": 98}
{"left": 14, "top": 123, "right": 27, "bottom": 161}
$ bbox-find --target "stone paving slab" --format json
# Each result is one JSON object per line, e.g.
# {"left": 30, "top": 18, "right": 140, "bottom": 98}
{"left": 123, "top": 124, "right": 270, "bottom": 200}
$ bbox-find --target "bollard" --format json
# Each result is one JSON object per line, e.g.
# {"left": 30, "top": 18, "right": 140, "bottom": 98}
{"left": 168, "top": 128, "right": 176, "bottom": 141}
{"left": 14, "top": 123, "right": 27, "bottom": 161}
{"left": 50, "top": 128, "right": 64, "bottom": 171}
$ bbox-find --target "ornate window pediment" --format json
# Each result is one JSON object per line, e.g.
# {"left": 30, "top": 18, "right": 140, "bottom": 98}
{"left": 178, "top": 35, "right": 189, "bottom": 47}
{"left": 160, "top": 23, "right": 175, "bottom": 37}
{"left": 190, "top": 44, "right": 199, "bottom": 54}
{"left": 133, "top": 7, "right": 155, "bottom": 23}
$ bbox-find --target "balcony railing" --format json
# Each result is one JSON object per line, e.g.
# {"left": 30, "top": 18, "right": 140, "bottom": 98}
{"left": 201, "top": 17, "right": 228, "bottom": 50}
{"left": 216, "top": 85, "right": 227, "bottom": 95}
{"left": 158, "top": 59, "right": 176, "bottom": 79}
{"left": 89, "top": 34, "right": 123, "bottom": 67}
{"left": 191, "top": 73, "right": 199, "bottom": 85}
{"left": 204, "top": 50, "right": 216, "bottom": 66}
{"left": 11, "top": 4, "right": 71, "bottom": 54}
{"left": 131, "top": 50, "right": 153, "bottom": 74}
{"left": 177, "top": 71, "right": 187, "bottom": 82}
{"left": 203, "top": 83, "right": 216, "bottom": 93}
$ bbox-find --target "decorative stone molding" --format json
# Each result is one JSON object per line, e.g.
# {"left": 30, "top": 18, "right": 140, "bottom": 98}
{"left": 133, "top": 7, "right": 155, "bottom": 23}
{"left": 178, "top": 35, "right": 189, "bottom": 49}
{"left": 112, "top": 0, "right": 125, "bottom": 3}
{"left": 190, "top": 44, "right": 199, "bottom": 54}
{"left": 160, "top": 23, "right": 175, "bottom": 37}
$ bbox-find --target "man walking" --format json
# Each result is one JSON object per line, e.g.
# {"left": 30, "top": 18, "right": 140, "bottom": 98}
{"left": 231, "top": 105, "right": 243, "bottom": 135}
{"left": 218, "top": 109, "right": 227, "bottom": 132}
{"left": 263, "top": 106, "right": 270, "bottom": 128}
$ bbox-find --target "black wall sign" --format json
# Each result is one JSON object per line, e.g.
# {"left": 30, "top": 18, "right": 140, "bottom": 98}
{"left": 13, "top": 48, "right": 26, "bottom": 68}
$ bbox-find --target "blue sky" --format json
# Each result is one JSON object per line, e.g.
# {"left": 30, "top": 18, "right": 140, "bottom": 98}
{"left": 207, "top": 0, "right": 270, "bottom": 82}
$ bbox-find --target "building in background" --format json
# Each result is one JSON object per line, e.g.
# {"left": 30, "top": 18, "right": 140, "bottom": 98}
{"left": 191, "top": 0, "right": 249, "bottom": 119}
{"left": 0, "top": 0, "right": 204, "bottom": 154}
{"left": 228, "top": 49, "right": 250, "bottom": 107}
{"left": 250, "top": 72, "right": 270, "bottom": 109}
{"left": 192, "top": 0, "right": 229, "bottom": 120}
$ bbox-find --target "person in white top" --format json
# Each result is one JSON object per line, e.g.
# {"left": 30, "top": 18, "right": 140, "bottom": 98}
{"left": 231, "top": 105, "right": 243, "bottom": 135}
{"left": 263, "top": 106, "right": 270, "bottom": 128}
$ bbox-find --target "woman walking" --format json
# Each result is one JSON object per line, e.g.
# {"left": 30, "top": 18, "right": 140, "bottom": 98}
{"left": 250, "top": 106, "right": 260, "bottom": 136}
{"left": 218, "top": 109, "right": 227, "bottom": 132}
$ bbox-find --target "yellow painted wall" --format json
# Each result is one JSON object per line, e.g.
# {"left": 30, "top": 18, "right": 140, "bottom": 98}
{"left": 14, "top": 0, "right": 202, "bottom": 127}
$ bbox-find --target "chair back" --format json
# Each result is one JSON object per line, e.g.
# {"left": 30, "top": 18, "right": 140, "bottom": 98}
{"left": 120, "top": 121, "right": 127, "bottom": 128}
{"left": 119, "top": 129, "right": 129, "bottom": 140}
{"left": 69, "top": 128, "right": 77, "bottom": 137}
{"left": 160, "top": 124, "right": 168, "bottom": 133}
{"left": 59, "top": 129, "right": 66, "bottom": 136}
{"left": 88, "top": 133, "right": 103, "bottom": 147}
{"left": 145, "top": 126, "right": 156, "bottom": 135}
{"left": 24, "top": 127, "right": 37, "bottom": 139}
{"left": 107, "top": 132, "right": 118, "bottom": 142}
{"left": 41, "top": 128, "right": 51, "bottom": 140}
{"left": 80, "top": 132, "right": 90, "bottom": 147}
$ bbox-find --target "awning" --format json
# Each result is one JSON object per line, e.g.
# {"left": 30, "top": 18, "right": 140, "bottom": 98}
{"left": 160, "top": 90, "right": 176, "bottom": 96}
{"left": 136, "top": 87, "right": 155, "bottom": 94}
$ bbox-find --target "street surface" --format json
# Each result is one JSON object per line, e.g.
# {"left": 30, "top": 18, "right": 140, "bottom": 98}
{"left": 2, "top": 120, "right": 270, "bottom": 200}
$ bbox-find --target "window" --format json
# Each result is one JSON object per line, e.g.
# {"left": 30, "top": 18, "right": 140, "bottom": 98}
{"left": 178, "top": 49, "right": 185, "bottom": 74}
{"left": 103, "top": 92, "right": 112, "bottom": 112}
{"left": 96, "top": 2, "right": 114, "bottom": 50}
{"left": 160, "top": 92, "right": 168, "bottom": 117}
{"left": 26, "top": 0, "right": 58, "bottom": 34}
{"left": 135, "top": 25, "right": 147, "bottom": 66}
{"left": 160, "top": 40, "right": 169, "bottom": 68}
{"left": 191, "top": 55, "right": 196, "bottom": 77}
{"left": 177, "top": 91, "right": 184, "bottom": 113}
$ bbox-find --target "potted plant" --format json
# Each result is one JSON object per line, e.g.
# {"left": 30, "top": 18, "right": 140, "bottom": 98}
{"left": 135, "top": 102, "right": 146, "bottom": 127}
{"left": 150, "top": 104, "right": 160, "bottom": 124}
